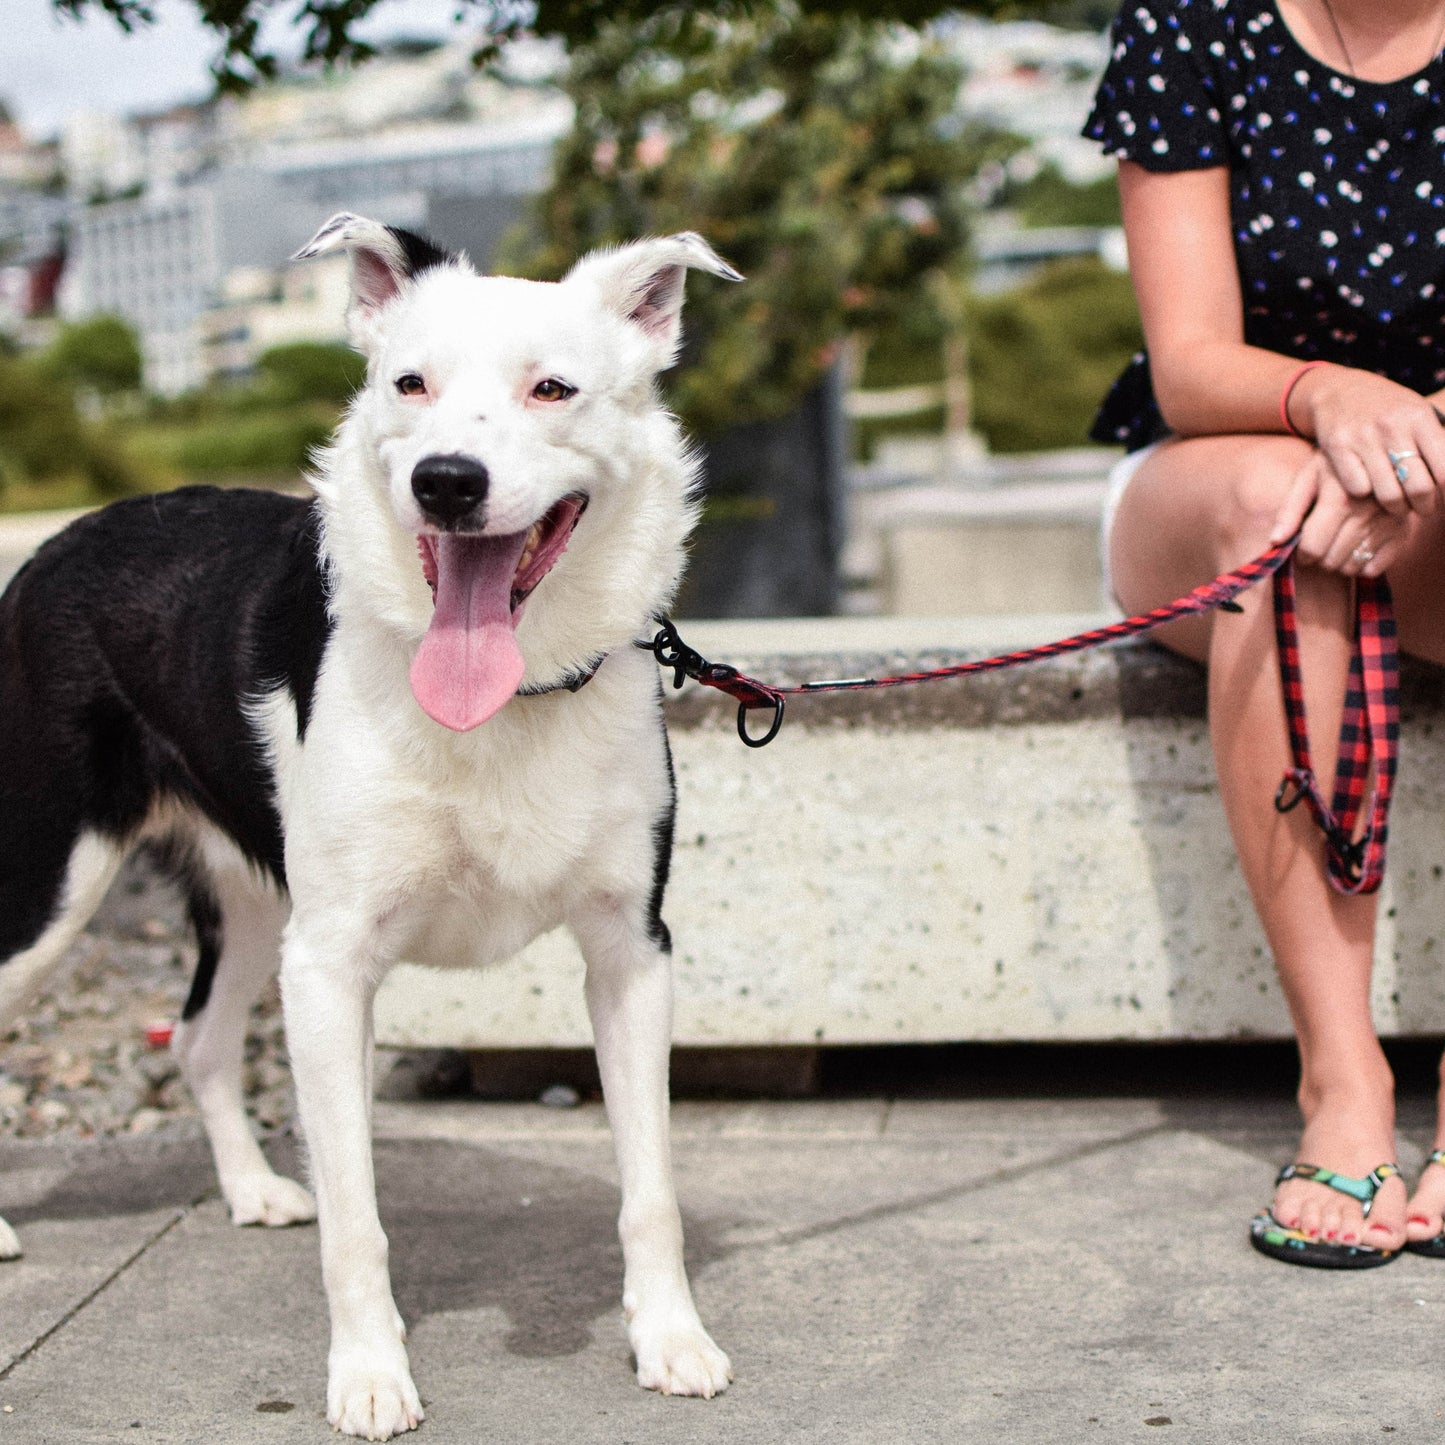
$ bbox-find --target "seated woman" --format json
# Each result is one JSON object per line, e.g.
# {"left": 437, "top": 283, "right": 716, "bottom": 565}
{"left": 1085, "top": 0, "right": 1445, "bottom": 1265}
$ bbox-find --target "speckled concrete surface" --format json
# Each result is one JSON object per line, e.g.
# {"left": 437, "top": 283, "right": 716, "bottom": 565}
{"left": 1, "top": 1096, "right": 1444, "bottom": 1444}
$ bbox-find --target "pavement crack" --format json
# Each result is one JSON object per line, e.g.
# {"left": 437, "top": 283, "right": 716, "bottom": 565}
{"left": 760, "top": 1122, "right": 1168, "bottom": 1250}
{"left": 0, "top": 1189, "right": 212, "bottom": 1382}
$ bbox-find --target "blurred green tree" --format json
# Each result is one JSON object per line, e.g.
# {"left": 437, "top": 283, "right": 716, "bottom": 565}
{"left": 502, "top": 7, "right": 1009, "bottom": 435}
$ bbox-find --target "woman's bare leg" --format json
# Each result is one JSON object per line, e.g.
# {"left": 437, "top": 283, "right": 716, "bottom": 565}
{"left": 1111, "top": 433, "right": 1425, "bottom": 1250}
{"left": 1373, "top": 518, "right": 1445, "bottom": 1242}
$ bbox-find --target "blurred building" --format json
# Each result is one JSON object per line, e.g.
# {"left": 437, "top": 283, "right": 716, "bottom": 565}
{"left": 60, "top": 102, "right": 220, "bottom": 203}
{"left": 44, "top": 33, "right": 570, "bottom": 392}
{"left": 946, "top": 16, "right": 1112, "bottom": 184}
{"left": 60, "top": 169, "right": 318, "bottom": 394}
{"left": 199, "top": 251, "right": 351, "bottom": 382}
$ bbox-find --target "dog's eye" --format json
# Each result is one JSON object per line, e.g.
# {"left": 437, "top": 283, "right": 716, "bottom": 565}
{"left": 395, "top": 373, "right": 427, "bottom": 397}
{"left": 532, "top": 378, "right": 576, "bottom": 403}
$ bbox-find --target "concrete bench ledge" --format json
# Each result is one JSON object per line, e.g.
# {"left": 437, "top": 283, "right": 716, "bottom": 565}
{"left": 377, "top": 617, "right": 1445, "bottom": 1051}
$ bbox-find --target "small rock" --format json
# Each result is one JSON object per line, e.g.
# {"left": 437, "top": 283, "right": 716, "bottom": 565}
{"left": 137, "top": 1054, "right": 178, "bottom": 1088}
{"left": 54, "top": 1059, "right": 93, "bottom": 1090}
{"left": 539, "top": 1084, "right": 581, "bottom": 1109}
{"left": 6, "top": 1048, "right": 50, "bottom": 1083}
{"left": 129, "top": 1108, "right": 167, "bottom": 1135}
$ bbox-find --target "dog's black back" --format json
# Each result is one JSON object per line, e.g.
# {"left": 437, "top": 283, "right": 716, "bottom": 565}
{"left": 0, "top": 487, "right": 331, "bottom": 960}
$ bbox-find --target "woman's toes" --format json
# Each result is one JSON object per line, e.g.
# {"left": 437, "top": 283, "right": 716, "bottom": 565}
{"left": 1318, "top": 1198, "right": 1355, "bottom": 1243}
{"left": 1364, "top": 1210, "right": 1405, "bottom": 1249}
{"left": 1271, "top": 1182, "right": 1303, "bottom": 1229}
{"left": 1294, "top": 1193, "right": 1327, "bottom": 1239}
{"left": 1365, "top": 1218, "right": 1401, "bottom": 1247}
{"left": 1405, "top": 1163, "right": 1445, "bottom": 1241}
{"left": 1362, "top": 1179, "right": 1407, "bottom": 1250}
{"left": 1406, "top": 1210, "right": 1442, "bottom": 1242}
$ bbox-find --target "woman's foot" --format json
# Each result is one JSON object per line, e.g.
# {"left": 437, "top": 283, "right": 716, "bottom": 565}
{"left": 1269, "top": 1087, "right": 1406, "bottom": 1252}
{"left": 1406, "top": 1150, "right": 1445, "bottom": 1246}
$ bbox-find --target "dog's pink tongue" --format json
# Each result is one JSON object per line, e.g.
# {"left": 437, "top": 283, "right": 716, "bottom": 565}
{"left": 410, "top": 532, "right": 528, "bottom": 731}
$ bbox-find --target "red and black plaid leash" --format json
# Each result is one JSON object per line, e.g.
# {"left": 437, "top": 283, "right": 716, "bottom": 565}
{"left": 1272, "top": 565, "right": 1397, "bottom": 894}
{"left": 641, "top": 535, "right": 1399, "bottom": 896}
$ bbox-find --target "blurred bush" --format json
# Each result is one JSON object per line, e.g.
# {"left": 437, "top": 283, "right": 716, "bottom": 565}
{"left": 254, "top": 341, "right": 366, "bottom": 406}
{"left": 133, "top": 407, "right": 336, "bottom": 479}
{"left": 126, "top": 341, "right": 361, "bottom": 480}
{"left": 0, "top": 325, "right": 363, "bottom": 510}
{"left": 967, "top": 256, "right": 1141, "bottom": 452}
{"left": 42, "top": 315, "right": 144, "bottom": 397}
{"left": 0, "top": 342, "right": 162, "bottom": 511}
{"left": 1004, "top": 161, "right": 1122, "bottom": 229}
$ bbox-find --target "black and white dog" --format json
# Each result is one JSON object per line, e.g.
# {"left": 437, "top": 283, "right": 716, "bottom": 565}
{"left": 0, "top": 214, "right": 739, "bottom": 1437}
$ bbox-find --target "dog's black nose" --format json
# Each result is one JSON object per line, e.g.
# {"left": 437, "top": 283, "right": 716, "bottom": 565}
{"left": 411, "top": 454, "right": 490, "bottom": 528}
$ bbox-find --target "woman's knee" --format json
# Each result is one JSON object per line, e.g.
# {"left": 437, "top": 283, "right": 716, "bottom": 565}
{"left": 1212, "top": 437, "right": 1312, "bottom": 552}
{"left": 1114, "top": 434, "right": 1309, "bottom": 562}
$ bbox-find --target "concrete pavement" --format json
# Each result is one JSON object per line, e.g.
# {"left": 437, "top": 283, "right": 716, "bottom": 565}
{"left": 1, "top": 1091, "right": 1443, "bottom": 1443}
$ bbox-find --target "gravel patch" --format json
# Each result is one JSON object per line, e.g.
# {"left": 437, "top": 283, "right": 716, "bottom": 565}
{"left": 0, "top": 855, "right": 296, "bottom": 1141}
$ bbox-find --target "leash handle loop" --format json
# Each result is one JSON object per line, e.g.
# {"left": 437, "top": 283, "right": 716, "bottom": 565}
{"left": 737, "top": 695, "right": 786, "bottom": 748}
{"left": 1271, "top": 561, "right": 1398, "bottom": 895}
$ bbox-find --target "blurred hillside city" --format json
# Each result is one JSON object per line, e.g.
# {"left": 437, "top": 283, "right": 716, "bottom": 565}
{"left": 0, "top": 12, "right": 1140, "bottom": 618}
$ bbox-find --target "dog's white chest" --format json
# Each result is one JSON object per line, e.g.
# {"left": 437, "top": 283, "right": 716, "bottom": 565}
{"left": 389, "top": 752, "right": 607, "bottom": 968}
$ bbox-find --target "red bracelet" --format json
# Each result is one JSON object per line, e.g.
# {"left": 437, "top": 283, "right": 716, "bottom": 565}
{"left": 1280, "top": 359, "right": 1329, "bottom": 437}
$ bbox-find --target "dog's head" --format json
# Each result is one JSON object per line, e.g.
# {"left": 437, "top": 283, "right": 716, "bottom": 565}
{"left": 295, "top": 213, "right": 740, "bottom": 733}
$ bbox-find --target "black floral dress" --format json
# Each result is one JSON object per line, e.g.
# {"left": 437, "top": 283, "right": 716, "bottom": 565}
{"left": 1083, "top": 0, "right": 1445, "bottom": 450}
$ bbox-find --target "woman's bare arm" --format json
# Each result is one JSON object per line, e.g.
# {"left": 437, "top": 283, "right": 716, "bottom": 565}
{"left": 1120, "top": 159, "right": 1445, "bottom": 515}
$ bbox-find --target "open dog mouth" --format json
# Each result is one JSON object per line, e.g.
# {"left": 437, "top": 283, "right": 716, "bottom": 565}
{"left": 410, "top": 493, "right": 587, "bottom": 732}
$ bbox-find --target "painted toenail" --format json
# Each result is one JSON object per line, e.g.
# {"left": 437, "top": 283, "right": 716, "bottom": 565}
{"left": 1409, "top": 1215, "right": 1431, "bottom": 1225}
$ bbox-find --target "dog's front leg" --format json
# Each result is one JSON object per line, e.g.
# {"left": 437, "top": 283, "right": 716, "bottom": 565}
{"left": 574, "top": 903, "right": 732, "bottom": 1398}
{"left": 282, "top": 934, "right": 422, "bottom": 1441}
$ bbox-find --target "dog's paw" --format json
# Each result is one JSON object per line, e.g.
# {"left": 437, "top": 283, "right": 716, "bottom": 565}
{"left": 0, "top": 1215, "right": 21, "bottom": 1261}
{"left": 631, "top": 1316, "right": 732, "bottom": 1399}
{"left": 328, "top": 1347, "right": 423, "bottom": 1441}
{"left": 224, "top": 1172, "right": 318, "bottom": 1228}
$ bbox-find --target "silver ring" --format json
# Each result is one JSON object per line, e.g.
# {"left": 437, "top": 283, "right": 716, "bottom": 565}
{"left": 1387, "top": 448, "right": 1417, "bottom": 483}
{"left": 1352, "top": 545, "right": 1375, "bottom": 564}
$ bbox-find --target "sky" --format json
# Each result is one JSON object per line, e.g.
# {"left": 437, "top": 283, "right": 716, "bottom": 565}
{"left": 4, "top": 0, "right": 476, "bottom": 140}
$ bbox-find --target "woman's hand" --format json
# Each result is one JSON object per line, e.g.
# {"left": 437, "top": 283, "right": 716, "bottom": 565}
{"left": 1288, "top": 365, "right": 1445, "bottom": 517}
{"left": 1271, "top": 449, "right": 1414, "bottom": 578}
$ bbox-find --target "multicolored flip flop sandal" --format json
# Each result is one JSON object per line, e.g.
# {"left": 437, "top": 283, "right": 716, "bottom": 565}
{"left": 1249, "top": 1162, "right": 1402, "bottom": 1269}
{"left": 1405, "top": 1149, "right": 1445, "bottom": 1259}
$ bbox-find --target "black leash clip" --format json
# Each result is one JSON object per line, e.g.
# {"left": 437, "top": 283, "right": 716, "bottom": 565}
{"left": 639, "top": 618, "right": 787, "bottom": 748}
{"left": 644, "top": 617, "right": 710, "bottom": 691}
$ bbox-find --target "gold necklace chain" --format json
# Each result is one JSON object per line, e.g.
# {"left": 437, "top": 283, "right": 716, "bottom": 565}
{"left": 1318, "top": 0, "right": 1445, "bottom": 79}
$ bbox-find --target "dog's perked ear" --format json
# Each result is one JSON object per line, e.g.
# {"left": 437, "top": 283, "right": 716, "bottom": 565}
{"left": 564, "top": 232, "right": 743, "bottom": 371}
{"left": 293, "top": 212, "right": 460, "bottom": 351}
